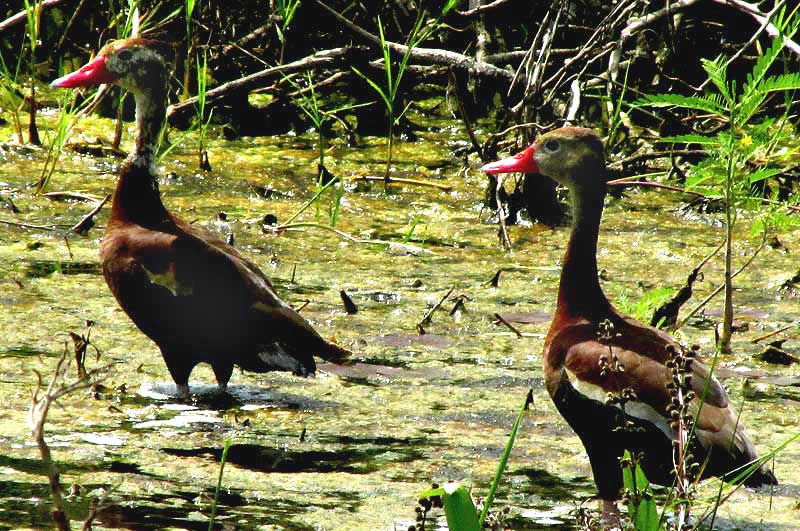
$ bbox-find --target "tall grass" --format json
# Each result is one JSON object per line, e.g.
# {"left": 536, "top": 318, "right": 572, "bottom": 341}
{"left": 274, "top": 0, "right": 301, "bottom": 64}
{"left": 352, "top": 14, "right": 425, "bottom": 189}
{"left": 22, "top": 0, "right": 41, "bottom": 145}
{"left": 286, "top": 71, "right": 368, "bottom": 224}
{"left": 195, "top": 50, "right": 213, "bottom": 171}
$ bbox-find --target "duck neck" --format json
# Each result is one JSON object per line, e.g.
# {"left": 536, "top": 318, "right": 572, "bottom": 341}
{"left": 130, "top": 87, "right": 166, "bottom": 171}
{"left": 555, "top": 183, "right": 610, "bottom": 322}
{"left": 111, "top": 86, "right": 170, "bottom": 227}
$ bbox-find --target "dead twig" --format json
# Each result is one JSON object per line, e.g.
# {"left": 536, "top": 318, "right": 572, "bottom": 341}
{"left": 495, "top": 175, "right": 512, "bottom": 251}
{"left": 652, "top": 240, "right": 725, "bottom": 328}
{"left": 30, "top": 345, "right": 111, "bottom": 531}
{"left": 418, "top": 286, "right": 455, "bottom": 329}
{"left": 494, "top": 313, "right": 523, "bottom": 338}
{"left": 455, "top": 0, "right": 513, "bottom": 17}
{"left": 71, "top": 194, "right": 110, "bottom": 235}
{"left": 751, "top": 322, "right": 799, "bottom": 344}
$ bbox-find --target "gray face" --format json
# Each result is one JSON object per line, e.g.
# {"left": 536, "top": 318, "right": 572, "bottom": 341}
{"left": 104, "top": 45, "right": 167, "bottom": 94}
{"left": 532, "top": 129, "right": 606, "bottom": 189}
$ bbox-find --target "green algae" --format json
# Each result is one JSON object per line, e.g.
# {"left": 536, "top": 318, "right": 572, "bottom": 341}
{"left": 0, "top": 105, "right": 798, "bottom": 531}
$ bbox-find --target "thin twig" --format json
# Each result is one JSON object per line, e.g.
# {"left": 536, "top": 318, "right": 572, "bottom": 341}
{"left": 751, "top": 322, "right": 798, "bottom": 344}
{"left": 418, "top": 286, "right": 455, "bottom": 328}
{"left": 495, "top": 175, "right": 512, "bottom": 251}
{"left": 493, "top": 313, "right": 523, "bottom": 338}
{"left": 71, "top": 194, "right": 110, "bottom": 235}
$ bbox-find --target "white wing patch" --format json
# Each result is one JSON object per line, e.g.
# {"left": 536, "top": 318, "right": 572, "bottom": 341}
{"left": 142, "top": 265, "right": 192, "bottom": 296}
{"left": 566, "top": 368, "right": 675, "bottom": 439}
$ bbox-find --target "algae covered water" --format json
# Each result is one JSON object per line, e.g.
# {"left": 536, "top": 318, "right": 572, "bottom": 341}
{"left": 0, "top": 106, "right": 798, "bottom": 530}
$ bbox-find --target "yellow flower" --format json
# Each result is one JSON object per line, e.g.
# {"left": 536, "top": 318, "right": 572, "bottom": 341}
{"left": 740, "top": 135, "right": 753, "bottom": 147}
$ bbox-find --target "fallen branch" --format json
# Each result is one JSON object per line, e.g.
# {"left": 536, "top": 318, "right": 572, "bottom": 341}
{"left": 314, "top": 0, "right": 512, "bottom": 82}
{"left": 0, "top": 0, "right": 66, "bottom": 34}
{"left": 712, "top": 0, "right": 800, "bottom": 56}
{"left": 168, "top": 47, "right": 363, "bottom": 122}
{"left": 352, "top": 175, "right": 453, "bottom": 191}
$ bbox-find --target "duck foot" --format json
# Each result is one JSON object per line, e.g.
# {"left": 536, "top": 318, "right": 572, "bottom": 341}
{"left": 175, "top": 383, "right": 190, "bottom": 399}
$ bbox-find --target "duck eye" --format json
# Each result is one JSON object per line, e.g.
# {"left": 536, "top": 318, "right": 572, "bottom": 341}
{"left": 117, "top": 49, "right": 133, "bottom": 61}
{"left": 544, "top": 139, "right": 561, "bottom": 153}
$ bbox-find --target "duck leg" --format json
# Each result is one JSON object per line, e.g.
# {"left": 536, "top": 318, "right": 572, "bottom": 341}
{"left": 161, "top": 348, "right": 194, "bottom": 398}
{"left": 212, "top": 362, "right": 234, "bottom": 393}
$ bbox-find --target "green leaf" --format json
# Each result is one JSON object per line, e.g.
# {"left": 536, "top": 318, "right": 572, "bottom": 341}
{"left": 442, "top": 0, "right": 462, "bottom": 15}
{"left": 634, "top": 93, "right": 726, "bottom": 115}
{"left": 478, "top": 390, "right": 532, "bottom": 525}
{"left": 659, "top": 134, "right": 719, "bottom": 146}
{"left": 420, "top": 483, "right": 481, "bottom": 531}
{"left": 701, "top": 56, "right": 732, "bottom": 104}
{"left": 737, "top": 73, "right": 800, "bottom": 125}
{"left": 748, "top": 167, "right": 783, "bottom": 184}
{"left": 351, "top": 66, "right": 392, "bottom": 112}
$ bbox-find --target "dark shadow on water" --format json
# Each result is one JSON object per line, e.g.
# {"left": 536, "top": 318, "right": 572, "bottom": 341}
{"left": 0, "top": 478, "right": 326, "bottom": 530}
{"left": 24, "top": 259, "right": 101, "bottom": 278}
{"left": 511, "top": 467, "right": 594, "bottom": 502}
{"left": 163, "top": 440, "right": 426, "bottom": 474}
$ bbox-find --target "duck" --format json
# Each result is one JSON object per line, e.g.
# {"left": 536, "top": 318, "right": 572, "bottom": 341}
{"left": 51, "top": 38, "right": 350, "bottom": 397}
{"left": 481, "top": 127, "right": 776, "bottom": 521}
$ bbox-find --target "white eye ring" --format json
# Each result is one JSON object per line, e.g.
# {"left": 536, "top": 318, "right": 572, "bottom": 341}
{"left": 543, "top": 139, "right": 561, "bottom": 153}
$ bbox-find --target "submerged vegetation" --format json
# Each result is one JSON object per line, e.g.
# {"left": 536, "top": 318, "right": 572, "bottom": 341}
{"left": 1, "top": 1, "right": 800, "bottom": 530}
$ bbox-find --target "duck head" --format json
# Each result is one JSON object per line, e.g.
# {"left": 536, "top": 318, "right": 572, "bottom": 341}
{"left": 482, "top": 127, "right": 606, "bottom": 191}
{"left": 51, "top": 38, "right": 174, "bottom": 94}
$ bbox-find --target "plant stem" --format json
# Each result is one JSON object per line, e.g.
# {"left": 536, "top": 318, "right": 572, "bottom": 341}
{"left": 384, "top": 119, "right": 394, "bottom": 190}
{"left": 208, "top": 436, "right": 232, "bottom": 531}
{"left": 719, "top": 124, "right": 736, "bottom": 353}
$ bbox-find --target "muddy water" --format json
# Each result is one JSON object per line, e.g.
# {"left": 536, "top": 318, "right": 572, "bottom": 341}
{"left": 0, "top": 104, "right": 798, "bottom": 531}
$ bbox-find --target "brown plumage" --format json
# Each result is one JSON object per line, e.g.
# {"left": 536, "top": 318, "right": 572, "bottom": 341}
{"left": 52, "top": 39, "right": 349, "bottom": 396}
{"left": 482, "top": 127, "right": 776, "bottom": 514}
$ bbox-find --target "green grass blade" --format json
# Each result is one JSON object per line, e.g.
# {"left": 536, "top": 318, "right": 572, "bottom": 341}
{"left": 207, "top": 436, "right": 232, "bottom": 531}
{"left": 478, "top": 389, "right": 533, "bottom": 526}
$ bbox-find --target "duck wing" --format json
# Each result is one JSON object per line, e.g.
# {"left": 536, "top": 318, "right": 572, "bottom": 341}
{"left": 103, "top": 221, "right": 350, "bottom": 374}
{"left": 547, "top": 320, "right": 773, "bottom": 485}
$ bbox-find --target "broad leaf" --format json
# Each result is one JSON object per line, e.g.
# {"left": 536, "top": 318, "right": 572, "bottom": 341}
{"left": 419, "top": 482, "right": 481, "bottom": 531}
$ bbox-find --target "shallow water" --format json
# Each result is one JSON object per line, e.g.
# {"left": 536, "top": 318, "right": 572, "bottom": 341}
{"left": 0, "top": 102, "right": 799, "bottom": 531}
